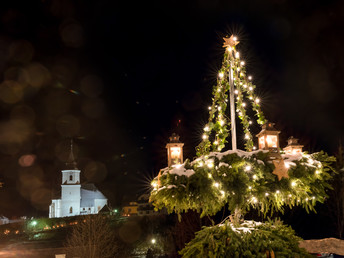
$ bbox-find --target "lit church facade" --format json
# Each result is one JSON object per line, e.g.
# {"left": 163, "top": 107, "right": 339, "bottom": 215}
{"left": 49, "top": 147, "right": 107, "bottom": 218}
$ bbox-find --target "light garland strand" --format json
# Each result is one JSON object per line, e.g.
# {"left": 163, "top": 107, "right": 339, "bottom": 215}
{"left": 196, "top": 36, "right": 266, "bottom": 156}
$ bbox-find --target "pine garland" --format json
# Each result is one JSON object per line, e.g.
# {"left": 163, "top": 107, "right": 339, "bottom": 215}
{"left": 150, "top": 150, "right": 334, "bottom": 218}
{"left": 196, "top": 43, "right": 266, "bottom": 156}
{"left": 180, "top": 220, "right": 312, "bottom": 258}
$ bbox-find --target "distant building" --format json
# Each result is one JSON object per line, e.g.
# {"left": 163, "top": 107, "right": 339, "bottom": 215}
{"left": 49, "top": 143, "right": 107, "bottom": 218}
{"left": 137, "top": 194, "right": 165, "bottom": 216}
{"left": 0, "top": 215, "right": 9, "bottom": 225}
{"left": 122, "top": 202, "right": 138, "bottom": 216}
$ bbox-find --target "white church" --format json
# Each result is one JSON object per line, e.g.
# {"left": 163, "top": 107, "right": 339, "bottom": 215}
{"left": 49, "top": 145, "right": 108, "bottom": 218}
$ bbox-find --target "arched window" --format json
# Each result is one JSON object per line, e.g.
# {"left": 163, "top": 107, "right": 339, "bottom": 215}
{"left": 70, "top": 207, "right": 73, "bottom": 214}
{"left": 69, "top": 175, "right": 73, "bottom": 181}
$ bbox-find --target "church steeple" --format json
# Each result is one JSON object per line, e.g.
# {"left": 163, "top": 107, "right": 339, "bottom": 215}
{"left": 66, "top": 139, "right": 78, "bottom": 170}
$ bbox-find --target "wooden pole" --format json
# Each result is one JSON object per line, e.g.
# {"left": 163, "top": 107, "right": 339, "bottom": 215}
{"left": 229, "top": 60, "right": 237, "bottom": 151}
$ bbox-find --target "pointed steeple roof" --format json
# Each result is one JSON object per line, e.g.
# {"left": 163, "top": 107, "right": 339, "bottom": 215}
{"left": 66, "top": 139, "right": 78, "bottom": 169}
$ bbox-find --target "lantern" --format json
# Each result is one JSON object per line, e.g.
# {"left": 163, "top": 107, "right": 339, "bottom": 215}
{"left": 283, "top": 136, "right": 303, "bottom": 155}
{"left": 256, "top": 122, "right": 280, "bottom": 154}
{"left": 166, "top": 133, "right": 184, "bottom": 167}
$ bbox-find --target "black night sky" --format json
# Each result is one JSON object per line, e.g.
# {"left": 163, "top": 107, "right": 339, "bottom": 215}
{"left": 0, "top": 0, "right": 343, "bottom": 222}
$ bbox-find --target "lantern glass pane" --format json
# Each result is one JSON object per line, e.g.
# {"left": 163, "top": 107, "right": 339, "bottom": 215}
{"left": 170, "top": 147, "right": 181, "bottom": 159}
{"left": 266, "top": 135, "right": 277, "bottom": 148}
{"left": 259, "top": 136, "right": 265, "bottom": 149}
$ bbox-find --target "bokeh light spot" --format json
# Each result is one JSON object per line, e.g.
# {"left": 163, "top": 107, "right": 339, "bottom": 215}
{"left": 18, "top": 154, "right": 36, "bottom": 167}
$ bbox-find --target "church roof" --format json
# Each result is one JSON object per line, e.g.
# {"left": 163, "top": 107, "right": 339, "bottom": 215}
{"left": 80, "top": 183, "right": 107, "bottom": 208}
{"left": 66, "top": 139, "right": 78, "bottom": 170}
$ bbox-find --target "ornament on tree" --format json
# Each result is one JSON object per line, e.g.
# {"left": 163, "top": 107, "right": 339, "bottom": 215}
{"left": 223, "top": 35, "right": 239, "bottom": 49}
{"left": 272, "top": 159, "right": 289, "bottom": 180}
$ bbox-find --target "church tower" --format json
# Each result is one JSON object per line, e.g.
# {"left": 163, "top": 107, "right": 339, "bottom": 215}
{"left": 49, "top": 140, "right": 108, "bottom": 218}
{"left": 60, "top": 140, "right": 81, "bottom": 217}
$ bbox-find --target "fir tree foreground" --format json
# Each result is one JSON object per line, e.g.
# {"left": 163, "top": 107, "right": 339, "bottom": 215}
{"left": 150, "top": 35, "right": 335, "bottom": 257}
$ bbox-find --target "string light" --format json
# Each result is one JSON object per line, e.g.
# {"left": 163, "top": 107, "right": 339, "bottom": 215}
{"left": 276, "top": 190, "right": 280, "bottom": 194}
{"left": 249, "top": 86, "right": 253, "bottom": 91}
{"left": 255, "top": 98, "right": 260, "bottom": 103}
{"left": 315, "top": 170, "right": 321, "bottom": 175}
{"left": 202, "top": 134, "right": 208, "bottom": 140}
{"left": 207, "top": 160, "right": 214, "bottom": 168}
{"left": 218, "top": 72, "right": 224, "bottom": 78}
{"left": 242, "top": 103, "right": 246, "bottom": 107}
{"left": 265, "top": 193, "right": 269, "bottom": 196}
{"left": 252, "top": 175, "right": 257, "bottom": 180}
{"left": 214, "top": 182, "right": 219, "bottom": 188}
{"left": 245, "top": 165, "right": 251, "bottom": 171}
{"left": 248, "top": 76, "right": 252, "bottom": 80}
{"left": 291, "top": 181, "right": 297, "bottom": 187}
{"left": 204, "top": 126, "right": 209, "bottom": 132}
{"left": 235, "top": 52, "right": 240, "bottom": 59}
{"left": 234, "top": 90, "right": 239, "bottom": 94}
{"left": 240, "top": 61, "right": 245, "bottom": 66}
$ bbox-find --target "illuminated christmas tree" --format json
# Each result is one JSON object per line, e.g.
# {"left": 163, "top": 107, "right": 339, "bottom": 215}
{"left": 150, "top": 36, "right": 335, "bottom": 257}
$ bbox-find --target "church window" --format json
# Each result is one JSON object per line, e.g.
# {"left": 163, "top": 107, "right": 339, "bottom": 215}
{"left": 70, "top": 207, "right": 73, "bottom": 214}
{"left": 69, "top": 175, "right": 73, "bottom": 181}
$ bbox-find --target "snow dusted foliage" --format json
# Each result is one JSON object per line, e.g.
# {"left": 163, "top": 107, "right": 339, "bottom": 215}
{"left": 180, "top": 219, "right": 311, "bottom": 257}
{"left": 150, "top": 150, "right": 334, "bottom": 218}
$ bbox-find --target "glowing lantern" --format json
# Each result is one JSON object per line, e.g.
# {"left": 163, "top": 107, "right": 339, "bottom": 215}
{"left": 256, "top": 122, "right": 280, "bottom": 155}
{"left": 283, "top": 136, "right": 303, "bottom": 155}
{"left": 166, "top": 133, "right": 184, "bottom": 167}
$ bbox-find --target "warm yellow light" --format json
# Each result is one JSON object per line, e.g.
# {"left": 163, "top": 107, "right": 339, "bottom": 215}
{"left": 233, "top": 36, "right": 237, "bottom": 41}
{"left": 245, "top": 134, "right": 249, "bottom": 139}
{"left": 291, "top": 181, "right": 297, "bottom": 187}
{"left": 253, "top": 146, "right": 256, "bottom": 150}
{"left": 245, "top": 165, "right": 251, "bottom": 171}
{"left": 253, "top": 174, "right": 257, "bottom": 180}
{"left": 315, "top": 170, "right": 321, "bottom": 175}
{"left": 266, "top": 135, "right": 277, "bottom": 148}
{"left": 204, "top": 126, "right": 209, "bottom": 131}
{"left": 220, "top": 190, "right": 225, "bottom": 196}
{"left": 265, "top": 192, "right": 269, "bottom": 196}
{"left": 218, "top": 72, "right": 224, "bottom": 78}
{"left": 202, "top": 134, "right": 208, "bottom": 140}
{"left": 208, "top": 173, "right": 212, "bottom": 178}
{"left": 248, "top": 76, "right": 252, "bottom": 80}
{"left": 259, "top": 136, "right": 265, "bottom": 149}
{"left": 242, "top": 102, "right": 246, "bottom": 107}
{"left": 276, "top": 190, "right": 280, "bottom": 194}
{"left": 249, "top": 86, "right": 253, "bottom": 91}
{"left": 214, "top": 182, "right": 219, "bottom": 188}
{"left": 234, "top": 89, "right": 238, "bottom": 94}
{"left": 255, "top": 98, "right": 260, "bottom": 103}
{"left": 249, "top": 121, "right": 252, "bottom": 125}
{"left": 214, "top": 140, "right": 218, "bottom": 145}
{"left": 170, "top": 147, "right": 181, "bottom": 159}
{"left": 208, "top": 106, "right": 212, "bottom": 110}
{"left": 219, "top": 120, "right": 224, "bottom": 126}
{"left": 235, "top": 52, "right": 240, "bottom": 59}
{"left": 240, "top": 61, "right": 245, "bottom": 66}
